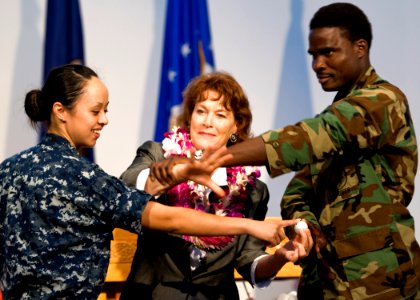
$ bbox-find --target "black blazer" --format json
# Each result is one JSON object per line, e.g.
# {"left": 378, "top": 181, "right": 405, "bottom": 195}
{"left": 119, "top": 141, "right": 270, "bottom": 300}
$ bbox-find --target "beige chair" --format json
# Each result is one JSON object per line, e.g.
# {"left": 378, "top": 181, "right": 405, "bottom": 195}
{"left": 98, "top": 217, "right": 302, "bottom": 300}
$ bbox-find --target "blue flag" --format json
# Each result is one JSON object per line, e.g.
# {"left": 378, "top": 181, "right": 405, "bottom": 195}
{"left": 154, "top": 0, "right": 215, "bottom": 141}
{"left": 42, "top": 0, "right": 94, "bottom": 162}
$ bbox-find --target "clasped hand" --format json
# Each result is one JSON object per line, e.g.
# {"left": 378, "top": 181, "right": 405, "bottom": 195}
{"left": 149, "top": 147, "right": 232, "bottom": 197}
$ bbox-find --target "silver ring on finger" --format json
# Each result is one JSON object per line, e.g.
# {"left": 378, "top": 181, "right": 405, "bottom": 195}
{"left": 194, "top": 149, "right": 204, "bottom": 160}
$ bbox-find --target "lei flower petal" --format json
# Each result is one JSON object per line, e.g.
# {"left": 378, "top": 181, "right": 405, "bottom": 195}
{"left": 163, "top": 127, "right": 260, "bottom": 251}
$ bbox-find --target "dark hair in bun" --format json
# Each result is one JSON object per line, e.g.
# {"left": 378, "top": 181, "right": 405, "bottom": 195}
{"left": 24, "top": 64, "right": 98, "bottom": 128}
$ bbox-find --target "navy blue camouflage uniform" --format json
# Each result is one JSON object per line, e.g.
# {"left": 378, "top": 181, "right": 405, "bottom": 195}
{"left": 0, "top": 134, "right": 150, "bottom": 299}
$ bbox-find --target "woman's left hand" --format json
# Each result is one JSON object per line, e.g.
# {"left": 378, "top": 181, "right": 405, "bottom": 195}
{"left": 276, "top": 228, "right": 313, "bottom": 262}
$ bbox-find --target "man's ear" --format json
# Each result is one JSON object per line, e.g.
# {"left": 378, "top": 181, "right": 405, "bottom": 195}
{"left": 355, "top": 39, "right": 368, "bottom": 58}
{"left": 52, "top": 102, "right": 66, "bottom": 122}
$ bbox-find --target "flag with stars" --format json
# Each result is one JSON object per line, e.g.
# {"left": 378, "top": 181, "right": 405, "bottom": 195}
{"left": 42, "top": 0, "right": 94, "bottom": 162}
{"left": 154, "top": 0, "right": 215, "bottom": 141}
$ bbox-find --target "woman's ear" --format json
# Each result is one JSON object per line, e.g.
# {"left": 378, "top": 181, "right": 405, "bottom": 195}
{"left": 52, "top": 102, "right": 66, "bottom": 122}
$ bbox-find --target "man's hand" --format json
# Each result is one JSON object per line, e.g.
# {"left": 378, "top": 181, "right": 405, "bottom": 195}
{"left": 149, "top": 147, "right": 233, "bottom": 197}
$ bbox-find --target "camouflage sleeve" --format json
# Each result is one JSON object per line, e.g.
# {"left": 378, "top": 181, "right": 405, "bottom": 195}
{"left": 262, "top": 85, "right": 413, "bottom": 178}
{"left": 280, "top": 166, "right": 319, "bottom": 236}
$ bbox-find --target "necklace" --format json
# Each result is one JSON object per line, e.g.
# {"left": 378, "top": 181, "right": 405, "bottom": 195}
{"left": 162, "top": 126, "right": 261, "bottom": 250}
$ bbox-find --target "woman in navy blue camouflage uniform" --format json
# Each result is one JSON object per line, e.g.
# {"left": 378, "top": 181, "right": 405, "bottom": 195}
{"left": 0, "top": 64, "right": 296, "bottom": 299}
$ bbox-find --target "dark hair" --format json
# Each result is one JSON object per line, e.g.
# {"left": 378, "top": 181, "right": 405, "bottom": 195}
{"left": 310, "top": 2, "right": 372, "bottom": 49}
{"left": 179, "top": 71, "right": 252, "bottom": 146}
{"left": 24, "top": 64, "right": 98, "bottom": 127}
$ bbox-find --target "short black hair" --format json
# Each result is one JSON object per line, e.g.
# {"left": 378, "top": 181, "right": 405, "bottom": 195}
{"left": 310, "top": 2, "right": 372, "bottom": 49}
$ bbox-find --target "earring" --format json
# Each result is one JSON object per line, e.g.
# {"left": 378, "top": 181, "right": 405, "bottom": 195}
{"left": 229, "top": 133, "right": 238, "bottom": 143}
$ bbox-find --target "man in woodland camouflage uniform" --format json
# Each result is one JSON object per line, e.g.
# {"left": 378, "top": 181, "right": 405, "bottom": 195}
{"left": 216, "top": 3, "right": 420, "bottom": 299}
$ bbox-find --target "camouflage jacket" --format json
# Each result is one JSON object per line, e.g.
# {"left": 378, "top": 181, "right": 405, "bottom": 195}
{"left": 263, "top": 67, "right": 420, "bottom": 299}
{"left": 0, "top": 134, "right": 149, "bottom": 299}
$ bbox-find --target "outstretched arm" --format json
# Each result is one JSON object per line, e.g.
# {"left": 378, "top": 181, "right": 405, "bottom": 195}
{"left": 141, "top": 201, "right": 299, "bottom": 247}
{"left": 148, "top": 138, "right": 268, "bottom": 196}
{"left": 223, "top": 136, "right": 268, "bottom": 167}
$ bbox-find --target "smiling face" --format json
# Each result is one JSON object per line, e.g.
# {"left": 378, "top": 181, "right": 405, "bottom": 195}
{"left": 189, "top": 90, "right": 237, "bottom": 151}
{"left": 308, "top": 27, "right": 368, "bottom": 92}
{"left": 58, "top": 77, "right": 109, "bottom": 149}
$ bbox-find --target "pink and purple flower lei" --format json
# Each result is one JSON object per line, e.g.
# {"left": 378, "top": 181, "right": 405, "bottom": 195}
{"left": 162, "top": 126, "right": 261, "bottom": 251}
